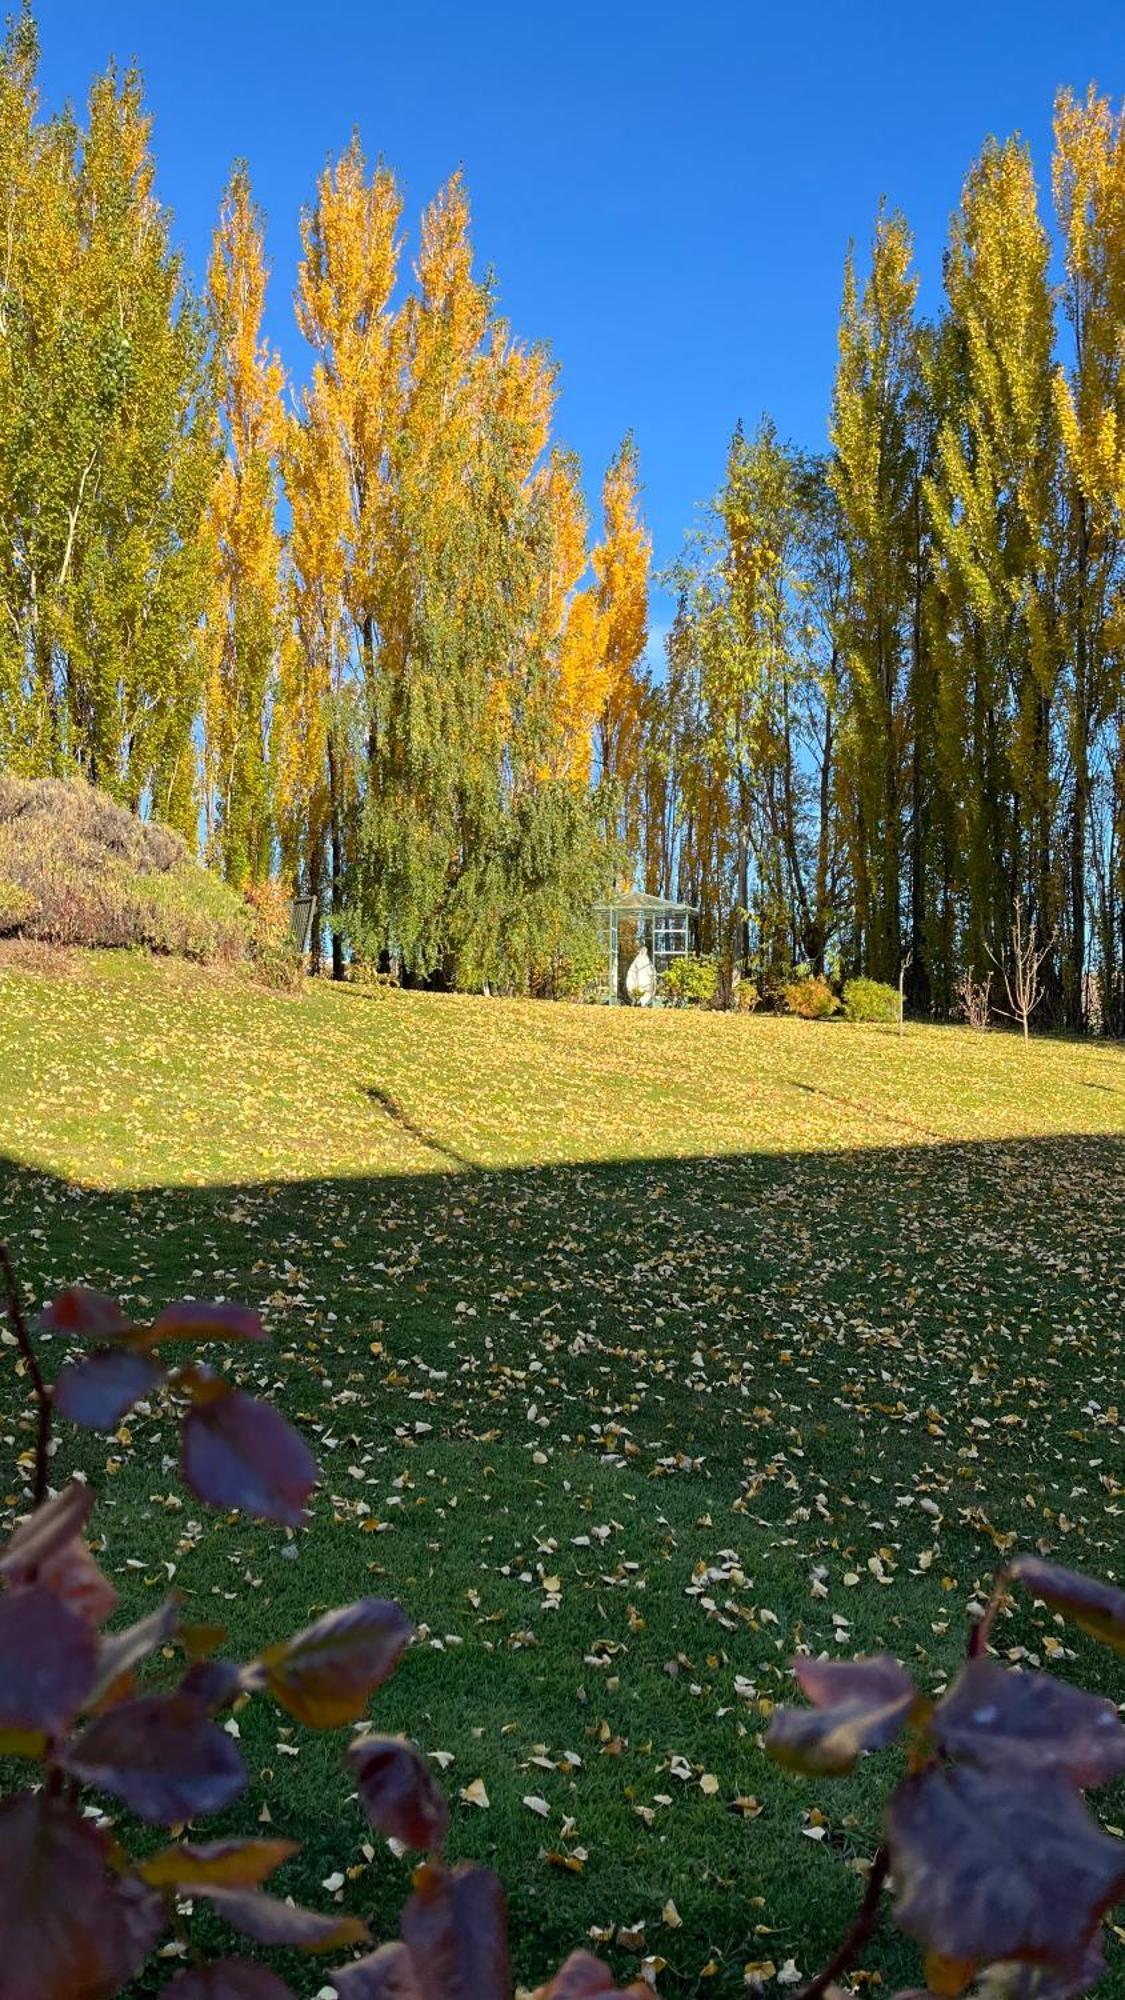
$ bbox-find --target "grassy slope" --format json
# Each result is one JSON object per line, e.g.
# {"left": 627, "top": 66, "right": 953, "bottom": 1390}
{"left": 1, "top": 951, "right": 1124, "bottom": 1997}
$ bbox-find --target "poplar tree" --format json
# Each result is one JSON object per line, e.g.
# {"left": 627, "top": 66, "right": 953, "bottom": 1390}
{"left": 829, "top": 207, "right": 921, "bottom": 984}
{"left": 1053, "top": 87, "right": 1125, "bottom": 1029}
{"left": 205, "top": 164, "right": 288, "bottom": 884}
{"left": 926, "top": 138, "right": 1059, "bottom": 979}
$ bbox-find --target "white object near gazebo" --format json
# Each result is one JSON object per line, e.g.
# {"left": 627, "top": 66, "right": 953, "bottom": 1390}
{"left": 625, "top": 945, "right": 656, "bottom": 1006}
{"left": 595, "top": 889, "right": 698, "bottom": 1004}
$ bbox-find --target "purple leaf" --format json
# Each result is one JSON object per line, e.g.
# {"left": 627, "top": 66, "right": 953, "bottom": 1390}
{"left": 92, "top": 1596, "right": 181, "bottom": 1705}
{"left": 888, "top": 1766, "right": 1125, "bottom": 1973}
{"left": 36, "top": 1534, "right": 119, "bottom": 1629}
{"left": 255, "top": 1598, "right": 411, "bottom": 1728}
{"left": 348, "top": 1735, "right": 450, "bottom": 1851}
{"left": 160, "top": 1963, "right": 299, "bottom": 2000}
{"left": 146, "top": 1300, "right": 267, "bottom": 1347}
{"left": 181, "top": 1389, "right": 317, "bottom": 1525}
{"left": 54, "top": 1347, "right": 162, "bottom": 1430}
{"left": 766, "top": 1652, "right": 917, "bottom": 1773}
{"left": 66, "top": 1690, "right": 247, "bottom": 1824}
{"left": 400, "top": 1862, "right": 511, "bottom": 2000}
{"left": 330, "top": 1944, "right": 423, "bottom": 1999}
{"left": 1009, "top": 1555, "right": 1125, "bottom": 1655}
{"left": 0, "top": 1792, "right": 159, "bottom": 1999}
{"left": 197, "top": 1885, "right": 369, "bottom": 1953}
{"left": 934, "top": 1657, "right": 1125, "bottom": 1787}
{"left": 0, "top": 1585, "right": 96, "bottom": 1734}
{"left": 179, "top": 1656, "right": 245, "bottom": 1711}
{"left": 536, "top": 1953, "right": 652, "bottom": 1997}
{"left": 0, "top": 1479, "right": 94, "bottom": 1580}
{"left": 38, "top": 1286, "right": 129, "bottom": 1341}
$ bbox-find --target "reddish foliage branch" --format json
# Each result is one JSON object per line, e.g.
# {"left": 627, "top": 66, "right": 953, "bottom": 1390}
{"left": 1, "top": 1241, "right": 51, "bottom": 1505}
{"left": 797, "top": 1844, "right": 890, "bottom": 2000}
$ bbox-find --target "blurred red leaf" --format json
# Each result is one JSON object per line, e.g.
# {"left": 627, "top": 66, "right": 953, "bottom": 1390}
{"left": 54, "top": 1347, "right": 162, "bottom": 1429}
{"left": 1008, "top": 1555, "right": 1125, "bottom": 1655}
{"left": 0, "top": 1792, "right": 160, "bottom": 1999}
{"left": 888, "top": 1766, "right": 1125, "bottom": 1972}
{"left": 767, "top": 1653, "right": 917, "bottom": 1774}
{"left": 37, "top": 1534, "right": 119, "bottom": 1629}
{"left": 0, "top": 1585, "right": 96, "bottom": 1733}
{"left": 400, "top": 1862, "right": 511, "bottom": 2000}
{"left": 0, "top": 1479, "right": 94, "bottom": 1580}
{"left": 66, "top": 1690, "right": 247, "bottom": 1824}
{"left": 933, "top": 1657, "right": 1125, "bottom": 1787}
{"left": 179, "top": 1656, "right": 245, "bottom": 1710}
{"left": 91, "top": 1596, "right": 181, "bottom": 1706}
{"left": 160, "top": 1962, "right": 298, "bottom": 2000}
{"left": 38, "top": 1287, "right": 129, "bottom": 1341}
{"left": 144, "top": 1301, "right": 267, "bottom": 1348}
{"left": 536, "top": 1952, "right": 651, "bottom": 1997}
{"left": 256, "top": 1598, "right": 411, "bottom": 1727}
{"left": 330, "top": 1944, "right": 422, "bottom": 1998}
{"left": 181, "top": 1389, "right": 317, "bottom": 1526}
{"left": 198, "top": 1885, "right": 369, "bottom": 1953}
{"left": 139, "top": 1837, "right": 298, "bottom": 1889}
{"left": 348, "top": 1735, "right": 450, "bottom": 1851}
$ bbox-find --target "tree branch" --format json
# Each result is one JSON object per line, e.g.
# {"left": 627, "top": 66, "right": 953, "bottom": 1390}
{"left": 0, "top": 1243, "right": 51, "bottom": 1506}
{"left": 796, "top": 1844, "right": 890, "bottom": 2000}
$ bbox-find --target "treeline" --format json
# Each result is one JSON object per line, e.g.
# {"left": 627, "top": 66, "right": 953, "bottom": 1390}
{"left": 0, "top": 10, "right": 649, "bottom": 993}
{"left": 643, "top": 96, "right": 1125, "bottom": 1031}
{"left": 4, "top": 4, "right": 1125, "bottom": 1026}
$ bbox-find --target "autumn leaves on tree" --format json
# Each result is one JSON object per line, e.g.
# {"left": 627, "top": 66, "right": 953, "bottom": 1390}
{"left": 657, "top": 93, "right": 1125, "bottom": 1030}
{"left": 5, "top": 4, "right": 1125, "bottom": 1023}
{"left": 0, "top": 17, "right": 650, "bottom": 992}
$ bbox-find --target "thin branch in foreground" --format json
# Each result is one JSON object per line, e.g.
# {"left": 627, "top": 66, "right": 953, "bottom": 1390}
{"left": 0, "top": 1242, "right": 51, "bottom": 1506}
{"left": 796, "top": 1844, "right": 890, "bottom": 2000}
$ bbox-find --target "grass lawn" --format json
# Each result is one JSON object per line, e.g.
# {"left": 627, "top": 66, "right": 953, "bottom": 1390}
{"left": 1, "top": 948, "right": 1124, "bottom": 1997}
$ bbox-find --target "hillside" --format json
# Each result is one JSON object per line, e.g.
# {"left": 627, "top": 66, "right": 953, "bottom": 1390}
{"left": 1, "top": 952, "right": 1123, "bottom": 1996}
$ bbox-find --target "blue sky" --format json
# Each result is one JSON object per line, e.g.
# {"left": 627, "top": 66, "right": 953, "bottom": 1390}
{"left": 34, "top": 1, "right": 1125, "bottom": 653}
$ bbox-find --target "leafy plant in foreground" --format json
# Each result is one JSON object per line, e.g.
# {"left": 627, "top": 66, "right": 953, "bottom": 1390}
{"left": 2, "top": 1241, "right": 1124, "bottom": 2000}
{"left": 766, "top": 1560, "right": 1125, "bottom": 1999}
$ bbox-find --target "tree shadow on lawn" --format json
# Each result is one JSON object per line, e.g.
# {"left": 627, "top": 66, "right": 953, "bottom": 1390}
{"left": 0, "top": 1133, "right": 1123, "bottom": 1997}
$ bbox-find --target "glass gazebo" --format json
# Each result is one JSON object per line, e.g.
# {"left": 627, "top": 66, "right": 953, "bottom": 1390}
{"left": 594, "top": 889, "right": 697, "bottom": 1004}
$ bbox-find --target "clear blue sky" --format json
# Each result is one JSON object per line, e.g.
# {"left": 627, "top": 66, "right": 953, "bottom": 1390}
{"left": 34, "top": 1, "right": 1125, "bottom": 650}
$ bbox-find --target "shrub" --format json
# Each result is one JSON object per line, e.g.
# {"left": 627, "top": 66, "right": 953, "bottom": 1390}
{"left": 0, "top": 775, "right": 300, "bottom": 985}
{"left": 2, "top": 1247, "right": 1124, "bottom": 2000}
{"left": 734, "top": 976, "right": 759, "bottom": 1012}
{"left": 128, "top": 869, "right": 254, "bottom": 964}
{"left": 661, "top": 953, "right": 719, "bottom": 1007}
{"left": 843, "top": 976, "right": 900, "bottom": 1023}
{"left": 783, "top": 972, "right": 839, "bottom": 1019}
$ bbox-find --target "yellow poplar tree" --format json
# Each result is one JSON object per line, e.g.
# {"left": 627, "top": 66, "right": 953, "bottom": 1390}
{"left": 1052, "top": 86, "right": 1125, "bottom": 1024}
{"left": 593, "top": 434, "right": 651, "bottom": 853}
{"left": 205, "top": 164, "right": 288, "bottom": 885}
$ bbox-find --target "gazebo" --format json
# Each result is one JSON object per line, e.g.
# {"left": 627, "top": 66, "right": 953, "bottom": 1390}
{"left": 594, "top": 889, "right": 698, "bottom": 1004}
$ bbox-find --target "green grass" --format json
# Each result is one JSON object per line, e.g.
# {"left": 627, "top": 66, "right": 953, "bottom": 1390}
{"left": 1, "top": 949, "right": 1124, "bottom": 1997}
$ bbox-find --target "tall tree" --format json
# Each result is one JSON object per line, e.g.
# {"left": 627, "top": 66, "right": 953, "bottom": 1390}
{"left": 829, "top": 207, "right": 921, "bottom": 984}
{"left": 0, "top": 17, "right": 214, "bottom": 831}
{"left": 926, "top": 137, "right": 1060, "bottom": 986}
{"left": 288, "top": 135, "right": 403, "bottom": 972}
{"left": 204, "top": 164, "right": 288, "bottom": 884}
{"left": 1052, "top": 86, "right": 1125, "bottom": 1029}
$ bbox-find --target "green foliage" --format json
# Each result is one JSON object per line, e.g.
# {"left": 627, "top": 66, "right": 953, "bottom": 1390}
{"left": 0, "top": 21, "right": 216, "bottom": 834}
{"left": 661, "top": 953, "right": 719, "bottom": 1007}
{"left": 844, "top": 976, "right": 900, "bottom": 1022}
{"left": 784, "top": 972, "right": 840, "bottom": 1018}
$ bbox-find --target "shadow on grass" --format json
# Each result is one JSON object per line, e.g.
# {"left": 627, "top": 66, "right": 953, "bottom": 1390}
{"left": 0, "top": 1132, "right": 1123, "bottom": 1997}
